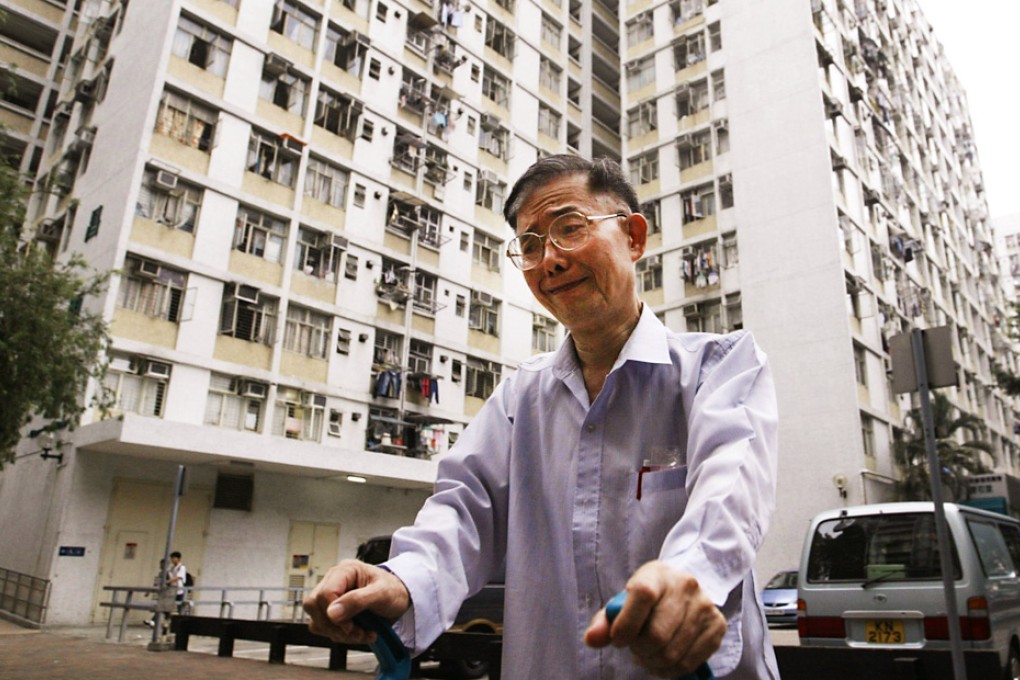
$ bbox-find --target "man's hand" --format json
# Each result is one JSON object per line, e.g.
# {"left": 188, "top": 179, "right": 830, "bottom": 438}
{"left": 303, "top": 559, "right": 411, "bottom": 644}
{"left": 583, "top": 561, "right": 726, "bottom": 678}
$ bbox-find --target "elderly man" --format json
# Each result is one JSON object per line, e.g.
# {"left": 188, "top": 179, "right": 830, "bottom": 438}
{"left": 305, "top": 155, "right": 779, "bottom": 679}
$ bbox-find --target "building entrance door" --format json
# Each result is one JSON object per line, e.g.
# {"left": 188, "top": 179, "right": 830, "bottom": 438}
{"left": 286, "top": 521, "right": 340, "bottom": 606}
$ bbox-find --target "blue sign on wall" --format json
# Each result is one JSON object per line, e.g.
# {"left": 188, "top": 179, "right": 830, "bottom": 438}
{"left": 58, "top": 546, "right": 86, "bottom": 557}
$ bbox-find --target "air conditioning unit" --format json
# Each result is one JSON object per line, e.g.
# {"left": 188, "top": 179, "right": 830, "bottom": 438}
{"left": 230, "top": 283, "right": 260, "bottom": 304}
{"left": 74, "top": 79, "right": 97, "bottom": 103}
{"left": 242, "top": 381, "right": 268, "bottom": 399}
{"left": 719, "top": 173, "right": 733, "bottom": 186}
{"left": 263, "top": 52, "right": 292, "bottom": 76}
{"left": 472, "top": 290, "right": 494, "bottom": 306}
{"left": 280, "top": 133, "right": 305, "bottom": 154}
{"left": 53, "top": 100, "right": 73, "bottom": 120}
{"left": 154, "top": 169, "right": 179, "bottom": 190}
{"left": 327, "top": 420, "right": 342, "bottom": 437}
{"left": 144, "top": 360, "right": 172, "bottom": 379}
{"left": 825, "top": 100, "right": 843, "bottom": 119}
{"left": 343, "top": 31, "right": 370, "bottom": 48}
{"left": 831, "top": 154, "right": 847, "bottom": 171}
{"left": 137, "top": 259, "right": 161, "bottom": 277}
{"left": 331, "top": 234, "right": 349, "bottom": 250}
{"left": 76, "top": 126, "right": 97, "bottom": 145}
{"left": 302, "top": 393, "right": 327, "bottom": 408}
{"left": 36, "top": 219, "right": 62, "bottom": 243}
{"left": 533, "top": 315, "right": 547, "bottom": 328}
{"left": 675, "top": 133, "right": 693, "bottom": 148}
{"left": 684, "top": 304, "right": 702, "bottom": 318}
{"left": 480, "top": 113, "right": 500, "bottom": 129}
{"left": 646, "top": 254, "right": 662, "bottom": 267}
{"left": 479, "top": 170, "right": 498, "bottom": 184}
{"left": 713, "top": 118, "right": 728, "bottom": 131}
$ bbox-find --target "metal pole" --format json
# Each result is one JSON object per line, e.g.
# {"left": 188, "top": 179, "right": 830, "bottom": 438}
{"left": 911, "top": 329, "right": 967, "bottom": 680}
{"left": 151, "top": 465, "right": 186, "bottom": 645}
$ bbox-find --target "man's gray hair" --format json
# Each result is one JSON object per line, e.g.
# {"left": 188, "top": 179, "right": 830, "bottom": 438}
{"left": 503, "top": 155, "right": 640, "bottom": 231}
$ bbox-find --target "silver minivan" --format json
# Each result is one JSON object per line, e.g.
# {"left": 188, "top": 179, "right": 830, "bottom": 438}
{"left": 797, "top": 502, "right": 1020, "bottom": 677}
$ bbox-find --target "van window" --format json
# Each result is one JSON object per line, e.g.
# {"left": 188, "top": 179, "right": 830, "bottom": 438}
{"left": 807, "top": 512, "right": 960, "bottom": 583}
{"left": 1000, "top": 522, "right": 1020, "bottom": 570}
{"left": 967, "top": 520, "right": 1015, "bottom": 578}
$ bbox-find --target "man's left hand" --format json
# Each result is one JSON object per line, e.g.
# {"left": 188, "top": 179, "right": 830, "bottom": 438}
{"left": 583, "top": 561, "right": 726, "bottom": 678}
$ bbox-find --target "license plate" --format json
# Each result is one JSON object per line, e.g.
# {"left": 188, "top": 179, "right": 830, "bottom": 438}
{"left": 865, "top": 619, "right": 905, "bottom": 644}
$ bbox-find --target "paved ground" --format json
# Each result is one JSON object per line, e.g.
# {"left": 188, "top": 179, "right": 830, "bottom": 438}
{"left": 0, "top": 617, "right": 799, "bottom": 679}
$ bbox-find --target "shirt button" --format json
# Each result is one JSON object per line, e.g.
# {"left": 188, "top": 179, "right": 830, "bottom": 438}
{"left": 586, "top": 425, "right": 595, "bottom": 433}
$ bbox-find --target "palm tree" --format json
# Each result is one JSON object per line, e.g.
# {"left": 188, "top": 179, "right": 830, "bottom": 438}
{"left": 894, "top": 392, "right": 995, "bottom": 502}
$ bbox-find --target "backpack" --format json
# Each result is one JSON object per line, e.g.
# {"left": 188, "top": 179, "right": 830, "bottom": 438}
{"left": 184, "top": 571, "right": 194, "bottom": 588}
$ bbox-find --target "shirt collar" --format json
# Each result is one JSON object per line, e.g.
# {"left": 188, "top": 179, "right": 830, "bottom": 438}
{"left": 552, "top": 302, "right": 672, "bottom": 380}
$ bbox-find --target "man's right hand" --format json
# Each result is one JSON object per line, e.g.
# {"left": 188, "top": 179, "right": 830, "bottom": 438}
{"left": 303, "top": 559, "right": 411, "bottom": 644}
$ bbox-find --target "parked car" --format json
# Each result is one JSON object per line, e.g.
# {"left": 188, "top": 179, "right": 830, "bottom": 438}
{"left": 356, "top": 535, "right": 503, "bottom": 680}
{"left": 797, "top": 502, "right": 1020, "bottom": 677}
{"left": 761, "top": 569, "right": 799, "bottom": 625}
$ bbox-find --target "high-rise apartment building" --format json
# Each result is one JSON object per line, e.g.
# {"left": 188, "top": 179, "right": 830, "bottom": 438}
{"left": 1, "top": 0, "right": 1014, "bottom": 625}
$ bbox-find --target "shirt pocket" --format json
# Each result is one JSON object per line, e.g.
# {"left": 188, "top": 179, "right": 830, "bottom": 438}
{"left": 628, "top": 466, "right": 689, "bottom": 571}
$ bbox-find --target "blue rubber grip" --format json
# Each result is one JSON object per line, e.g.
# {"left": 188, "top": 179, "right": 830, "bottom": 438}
{"left": 351, "top": 609, "right": 412, "bottom": 680}
{"left": 605, "top": 591, "right": 715, "bottom": 680}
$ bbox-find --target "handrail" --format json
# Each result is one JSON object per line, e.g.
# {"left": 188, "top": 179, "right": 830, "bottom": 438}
{"left": 100, "top": 584, "right": 315, "bottom": 642}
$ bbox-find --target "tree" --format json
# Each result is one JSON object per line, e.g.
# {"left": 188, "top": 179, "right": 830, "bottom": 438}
{"left": 894, "top": 391, "right": 994, "bottom": 502}
{"left": 0, "top": 152, "right": 111, "bottom": 468}
{"left": 993, "top": 300, "right": 1020, "bottom": 397}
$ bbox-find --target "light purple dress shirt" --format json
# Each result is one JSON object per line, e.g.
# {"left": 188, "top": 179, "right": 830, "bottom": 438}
{"left": 385, "top": 305, "right": 780, "bottom": 679}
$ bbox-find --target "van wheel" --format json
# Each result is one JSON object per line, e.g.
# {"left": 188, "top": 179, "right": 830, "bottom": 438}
{"left": 1007, "top": 644, "right": 1020, "bottom": 680}
{"left": 438, "top": 658, "right": 488, "bottom": 680}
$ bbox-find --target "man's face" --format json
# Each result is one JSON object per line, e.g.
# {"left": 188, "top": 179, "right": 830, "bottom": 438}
{"left": 171, "top": 556, "right": 180, "bottom": 566}
{"left": 514, "top": 173, "right": 646, "bottom": 334}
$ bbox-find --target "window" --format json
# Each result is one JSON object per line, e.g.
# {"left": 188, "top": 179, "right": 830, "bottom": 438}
{"left": 627, "top": 101, "right": 657, "bottom": 138}
{"left": 220, "top": 286, "right": 277, "bottom": 344}
{"left": 455, "top": 294, "right": 465, "bottom": 317}
{"left": 368, "top": 58, "right": 381, "bottom": 80}
{"left": 304, "top": 157, "right": 348, "bottom": 207}
{"left": 626, "top": 12, "right": 653, "bottom": 46}
{"left": 854, "top": 343, "right": 867, "bottom": 386}
{"left": 134, "top": 170, "right": 201, "bottom": 232}
{"left": 373, "top": 329, "right": 402, "bottom": 366}
{"left": 676, "top": 79, "right": 709, "bottom": 117}
{"left": 484, "top": 18, "right": 515, "bottom": 59}
{"left": 715, "top": 120, "right": 730, "bottom": 155}
{"left": 272, "top": 389, "right": 325, "bottom": 441}
{"left": 344, "top": 253, "right": 359, "bottom": 280}
{"left": 204, "top": 373, "right": 264, "bottom": 431}
{"left": 671, "top": 0, "right": 705, "bottom": 24}
{"left": 684, "top": 301, "right": 722, "bottom": 333}
{"left": 480, "top": 116, "right": 509, "bottom": 160}
{"left": 451, "top": 358, "right": 463, "bottom": 382}
{"left": 861, "top": 413, "right": 875, "bottom": 459}
{"left": 538, "top": 104, "right": 560, "bottom": 138}
{"left": 719, "top": 174, "right": 734, "bottom": 209}
{"left": 270, "top": 0, "right": 319, "bottom": 50}
{"left": 475, "top": 173, "right": 506, "bottom": 213}
{"left": 234, "top": 206, "right": 288, "bottom": 263}
{"left": 541, "top": 14, "right": 561, "bottom": 47}
{"left": 636, "top": 255, "right": 663, "bottom": 292}
{"left": 677, "top": 130, "right": 711, "bottom": 170}
{"left": 246, "top": 129, "right": 297, "bottom": 186}
{"left": 172, "top": 15, "right": 231, "bottom": 76}
{"left": 539, "top": 57, "right": 561, "bottom": 92}
{"left": 629, "top": 151, "right": 659, "bottom": 185}
{"left": 708, "top": 21, "right": 722, "bottom": 51}
{"left": 325, "top": 23, "right": 368, "bottom": 75}
{"left": 154, "top": 91, "right": 216, "bottom": 151}
{"left": 472, "top": 232, "right": 501, "bottom": 272}
{"left": 681, "top": 184, "right": 715, "bottom": 222}
{"left": 641, "top": 200, "right": 661, "bottom": 236}
{"left": 353, "top": 184, "right": 366, "bottom": 207}
{"left": 465, "top": 357, "right": 500, "bottom": 399}
{"left": 361, "top": 119, "right": 374, "bottom": 141}
{"left": 482, "top": 66, "right": 510, "bottom": 107}
{"left": 533, "top": 315, "right": 558, "bottom": 353}
{"left": 102, "top": 355, "right": 169, "bottom": 417}
{"left": 284, "top": 304, "right": 331, "bottom": 358}
{"left": 674, "top": 31, "right": 706, "bottom": 69}
{"left": 413, "top": 270, "right": 439, "bottom": 314}
{"left": 336, "top": 328, "right": 352, "bottom": 354}
{"left": 711, "top": 69, "right": 726, "bottom": 100}
{"left": 626, "top": 56, "right": 655, "bottom": 92}
{"left": 259, "top": 65, "right": 308, "bottom": 116}
{"left": 468, "top": 291, "right": 500, "bottom": 336}
{"left": 375, "top": 2, "right": 388, "bottom": 21}
{"left": 118, "top": 256, "right": 187, "bottom": 322}
{"left": 294, "top": 226, "right": 345, "bottom": 280}
{"left": 471, "top": 64, "right": 480, "bottom": 82}
{"left": 408, "top": 338, "right": 432, "bottom": 374}
{"left": 314, "top": 86, "right": 363, "bottom": 140}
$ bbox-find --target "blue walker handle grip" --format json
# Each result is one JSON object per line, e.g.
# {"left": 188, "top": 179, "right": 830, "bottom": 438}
{"left": 605, "top": 591, "right": 715, "bottom": 680}
{"left": 352, "top": 609, "right": 412, "bottom": 680}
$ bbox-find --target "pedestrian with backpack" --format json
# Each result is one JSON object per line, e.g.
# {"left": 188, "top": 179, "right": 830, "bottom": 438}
{"left": 166, "top": 551, "right": 190, "bottom": 614}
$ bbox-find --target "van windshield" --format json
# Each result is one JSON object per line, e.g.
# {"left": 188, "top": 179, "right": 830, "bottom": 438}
{"left": 806, "top": 512, "right": 961, "bottom": 584}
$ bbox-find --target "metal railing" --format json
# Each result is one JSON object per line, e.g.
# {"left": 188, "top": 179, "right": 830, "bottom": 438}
{"left": 100, "top": 584, "right": 313, "bottom": 642}
{"left": 0, "top": 567, "right": 50, "bottom": 625}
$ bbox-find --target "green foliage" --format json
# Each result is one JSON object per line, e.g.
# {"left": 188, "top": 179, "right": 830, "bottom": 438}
{"left": 893, "top": 392, "right": 994, "bottom": 502}
{"left": 0, "top": 154, "right": 111, "bottom": 467}
{"left": 993, "top": 300, "right": 1020, "bottom": 397}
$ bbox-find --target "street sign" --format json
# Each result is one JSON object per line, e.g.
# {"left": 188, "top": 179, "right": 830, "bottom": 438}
{"left": 889, "top": 326, "right": 957, "bottom": 394}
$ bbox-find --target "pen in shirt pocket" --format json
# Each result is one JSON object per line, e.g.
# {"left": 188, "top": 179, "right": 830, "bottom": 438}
{"left": 636, "top": 446, "right": 683, "bottom": 500}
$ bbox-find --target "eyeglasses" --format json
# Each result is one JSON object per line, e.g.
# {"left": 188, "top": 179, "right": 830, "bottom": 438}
{"left": 505, "top": 212, "right": 628, "bottom": 271}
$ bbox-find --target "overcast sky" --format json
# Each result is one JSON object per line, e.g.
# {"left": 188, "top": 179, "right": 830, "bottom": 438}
{"left": 916, "top": 1, "right": 1020, "bottom": 220}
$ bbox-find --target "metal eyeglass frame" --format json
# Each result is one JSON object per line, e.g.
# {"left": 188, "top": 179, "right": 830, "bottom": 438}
{"left": 505, "top": 212, "right": 628, "bottom": 271}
